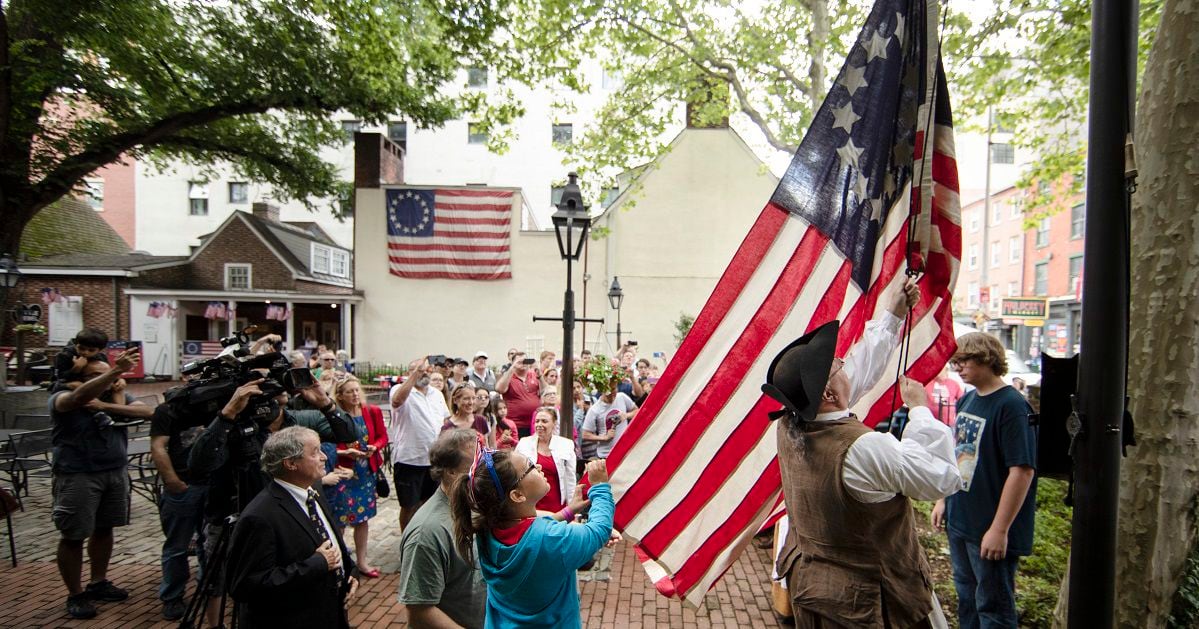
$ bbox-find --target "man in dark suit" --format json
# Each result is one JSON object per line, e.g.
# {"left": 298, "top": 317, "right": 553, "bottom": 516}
{"left": 226, "top": 426, "right": 359, "bottom": 628}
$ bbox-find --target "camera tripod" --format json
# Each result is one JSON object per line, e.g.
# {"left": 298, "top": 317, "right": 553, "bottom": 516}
{"left": 179, "top": 514, "right": 238, "bottom": 629}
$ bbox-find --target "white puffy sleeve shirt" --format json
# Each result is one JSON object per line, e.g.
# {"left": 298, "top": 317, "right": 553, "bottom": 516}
{"left": 827, "top": 312, "right": 962, "bottom": 503}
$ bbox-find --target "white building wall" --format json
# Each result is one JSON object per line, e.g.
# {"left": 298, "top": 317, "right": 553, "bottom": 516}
{"left": 353, "top": 128, "right": 777, "bottom": 368}
{"left": 128, "top": 295, "right": 182, "bottom": 378}
{"left": 133, "top": 64, "right": 648, "bottom": 256}
{"left": 134, "top": 148, "right": 355, "bottom": 256}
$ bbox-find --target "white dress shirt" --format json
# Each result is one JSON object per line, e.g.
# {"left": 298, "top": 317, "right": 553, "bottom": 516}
{"left": 275, "top": 479, "right": 337, "bottom": 548}
{"left": 388, "top": 384, "right": 449, "bottom": 466}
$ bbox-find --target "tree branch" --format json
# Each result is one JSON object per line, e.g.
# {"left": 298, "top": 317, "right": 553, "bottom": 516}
{"left": 28, "top": 94, "right": 339, "bottom": 213}
{"left": 608, "top": 14, "right": 724, "bottom": 83}
{"left": 768, "top": 61, "right": 812, "bottom": 95}
{"left": 153, "top": 135, "right": 315, "bottom": 182}
{"left": 722, "top": 65, "right": 797, "bottom": 153}
{"left": 153, "top": 50, "right": 194, "bottom": 101}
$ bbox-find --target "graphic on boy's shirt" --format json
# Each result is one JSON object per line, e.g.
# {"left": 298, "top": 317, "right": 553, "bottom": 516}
{"left": 953, "top": 411, "right": 987, "bottom": 491}
{"left": 604, "top": 408, "right": 624, "bottom": 432}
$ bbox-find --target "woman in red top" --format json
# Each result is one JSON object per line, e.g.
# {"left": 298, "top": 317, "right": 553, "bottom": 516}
{"left": 514, "top": 408, "right": 576, "bottom": 513}
{"left": 331, "top": 377, "right": 389, "bottom": 578}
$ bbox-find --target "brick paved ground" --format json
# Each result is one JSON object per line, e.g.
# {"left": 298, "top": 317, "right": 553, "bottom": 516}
{"left": 0, "top": 383, "right": 782, "bottom": 628}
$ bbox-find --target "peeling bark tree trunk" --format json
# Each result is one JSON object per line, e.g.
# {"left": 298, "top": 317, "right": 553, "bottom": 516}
{"left": 1107, "top": 0, "right": 1199, "bottom": 625}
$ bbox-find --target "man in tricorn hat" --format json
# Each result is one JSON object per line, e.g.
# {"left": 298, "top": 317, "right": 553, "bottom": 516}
{"left": 764, "top": 278, "right": 962, "bottom": 628}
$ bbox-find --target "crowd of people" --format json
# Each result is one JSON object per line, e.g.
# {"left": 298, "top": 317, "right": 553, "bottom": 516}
{"left": 36, "top": 310, "right": 1039, "bottom": 628}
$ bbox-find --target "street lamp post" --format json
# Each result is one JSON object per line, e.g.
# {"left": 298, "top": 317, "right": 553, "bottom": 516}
{"left": 534, "top": 173, "right": 604, "bottom": 438}
{"left": 608, "top": 277, "right": 624, "bottom": 349}
{"left": 0, "top": 253, "right": 23, "bottom": 386}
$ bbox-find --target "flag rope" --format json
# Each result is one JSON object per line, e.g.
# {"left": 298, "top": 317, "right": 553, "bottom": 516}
{"left": 889, "top": 9, "right": 948, "bottom": 420}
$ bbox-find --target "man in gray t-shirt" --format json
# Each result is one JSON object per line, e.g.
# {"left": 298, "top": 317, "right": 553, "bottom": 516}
{"left": 582, "top": 391, "right": 639, "bottom": 459}
{"left": 398, "top": 429, "right": 486, "bottom": 628}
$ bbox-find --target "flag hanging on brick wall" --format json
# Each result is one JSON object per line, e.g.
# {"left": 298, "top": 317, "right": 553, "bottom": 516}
{"left": 386, "top": 188, "right": 515, "bottom": 280}
{"left": 607, "top": 0, "right": 961, "bottom": 606}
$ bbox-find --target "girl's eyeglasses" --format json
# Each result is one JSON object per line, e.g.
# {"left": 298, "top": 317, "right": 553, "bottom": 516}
{"left": 514, "top": 458, "right": 538, "bottom": 484}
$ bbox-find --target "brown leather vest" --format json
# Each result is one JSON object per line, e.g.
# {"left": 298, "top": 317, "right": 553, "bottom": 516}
{"left": 775, "top": 418, "right": 932, "bottom": 628}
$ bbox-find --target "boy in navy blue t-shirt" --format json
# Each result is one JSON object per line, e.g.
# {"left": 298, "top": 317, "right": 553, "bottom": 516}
{"left": 931, "top": 332, "right": 1036, "bottom": 628}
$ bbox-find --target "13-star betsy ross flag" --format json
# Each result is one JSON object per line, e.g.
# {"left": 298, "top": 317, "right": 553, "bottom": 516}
{"left": 387, "top": 188, "right": 516, "bottom": 280}
{"left": 606, "top": 0, "right": 961, "bottom": 607}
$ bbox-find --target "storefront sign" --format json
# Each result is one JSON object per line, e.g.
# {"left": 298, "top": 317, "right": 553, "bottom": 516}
{"left": 1001, "top": 297, "right": 1049, "bottom": 319}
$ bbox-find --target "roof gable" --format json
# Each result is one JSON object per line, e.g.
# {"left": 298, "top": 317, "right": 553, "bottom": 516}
{"left": 597, "top": 127, "right": 775, "bottom": 219}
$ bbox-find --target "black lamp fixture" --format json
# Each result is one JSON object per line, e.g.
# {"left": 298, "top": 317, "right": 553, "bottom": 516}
{"left": 0, "top": 253, "right": 19, "bottom": 292}
{"left": 607, "top": 276, "right": 624, "bottom": 310}
{"left": 0, "top": 250, "right": 19, "bottom": 304}
{"left": 608, "top": 276, "right": 625, "bottom": 349}
{"left": 551, "top": 172, "right": 591, "bottom": 261}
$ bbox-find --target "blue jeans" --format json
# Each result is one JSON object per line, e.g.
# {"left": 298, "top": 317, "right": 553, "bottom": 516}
{"left": 948, "top": 532, "right": 1020, "bottom": 629}
{"left": 158, "top": 484, "right": 208, "bottom": 603}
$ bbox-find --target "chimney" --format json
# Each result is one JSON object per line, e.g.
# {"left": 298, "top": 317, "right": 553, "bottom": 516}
{"left": 354, "top": 132, "right": 405, "bottom": 189}
{"left": 686, "top": 76, "right": 731, "bottom": 129}
{"left": 252, "top": 202, "right": 280, "bottom": 223}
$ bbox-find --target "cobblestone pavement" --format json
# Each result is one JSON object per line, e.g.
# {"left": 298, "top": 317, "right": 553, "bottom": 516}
{"left": 0, "top": 386, "right": 782, "bottom": 628}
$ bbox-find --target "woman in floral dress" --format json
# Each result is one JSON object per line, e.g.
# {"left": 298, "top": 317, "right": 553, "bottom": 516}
{"left": 327, "top": 376, "right": 388, "bottom": 578}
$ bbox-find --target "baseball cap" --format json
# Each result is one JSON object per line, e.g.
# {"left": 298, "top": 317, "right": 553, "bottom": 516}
{"left": 473, "top": 350, "right": 489, "bottom": 360}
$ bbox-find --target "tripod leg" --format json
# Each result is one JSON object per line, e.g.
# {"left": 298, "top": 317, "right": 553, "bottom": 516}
{"left": 180, "top": 520, "right": 231, "bottom": 629}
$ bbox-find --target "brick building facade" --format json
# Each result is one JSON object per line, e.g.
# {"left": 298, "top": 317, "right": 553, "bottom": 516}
{"left": 1022, "top": 190, "right": 1085, "bottom": 357}
{"left": 12, "top": 203, "right": 360, "bottom": 379}
{"left": 952, "top": 178, "right": 1085, "bottom": 361}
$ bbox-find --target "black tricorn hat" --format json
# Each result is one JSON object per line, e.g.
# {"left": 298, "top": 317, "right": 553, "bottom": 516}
{"left": 761, "top": 320, "right": 840, "bottom": 423}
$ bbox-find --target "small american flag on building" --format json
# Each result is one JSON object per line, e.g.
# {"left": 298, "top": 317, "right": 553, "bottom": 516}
{"left": 181, "top": 341, "right": 223, "bottom": 365}
{"left": 387, "top": 188, "right": 515, "bottom": 280}
{"left": 608, "top": 0, "right": 961, "bottom": 606}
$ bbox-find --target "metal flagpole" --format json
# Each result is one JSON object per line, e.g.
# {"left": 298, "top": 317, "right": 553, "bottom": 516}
{"left": 1066, "top": 0, "right": 1136, "bottom": 622}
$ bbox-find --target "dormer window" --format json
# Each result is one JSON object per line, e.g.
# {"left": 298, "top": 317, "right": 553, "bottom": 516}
{"left": 312, "top": 244, "right": 331, "bottom": 274}
{"left": 312, "top": 243, "right": 350, "bottom": 278}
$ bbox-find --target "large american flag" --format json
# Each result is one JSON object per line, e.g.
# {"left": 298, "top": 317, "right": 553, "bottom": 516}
{"left": 607, "top": 0, "right": 961, "bottom": 606}
{"left": 386, "top": 188, "right": 515, "bottom": 280}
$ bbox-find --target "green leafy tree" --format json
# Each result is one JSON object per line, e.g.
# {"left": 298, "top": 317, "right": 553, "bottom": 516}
{"left": 495, "top": 0, "right": 1159, "bottom": 218}
{"left": 943, "top": 0, "right": 1162, "bottom": 218}
{"left": 673, "top": 312, "right": 694, "bottom": 347}
{"left": 493, "top": 0, "right": 870, "bottom": 188}
{"left": 0, "top": 0, "right": 510, "bottom": 255}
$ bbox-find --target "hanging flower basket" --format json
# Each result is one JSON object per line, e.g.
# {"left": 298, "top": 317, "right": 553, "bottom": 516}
{"left": 575, "top": 355, "right": 629, "bottom": 396}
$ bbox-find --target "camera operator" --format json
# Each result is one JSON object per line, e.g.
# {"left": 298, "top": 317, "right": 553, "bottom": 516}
{"left": 49, "top": 348, "right": 150, "bottom": 619}
{"left": 185, "top": 375, "right": 357, "bottom": 616}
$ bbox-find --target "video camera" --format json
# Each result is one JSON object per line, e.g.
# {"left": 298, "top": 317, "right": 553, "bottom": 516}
{"left": 170, "top": 326, "right": 311, "bottom": 426}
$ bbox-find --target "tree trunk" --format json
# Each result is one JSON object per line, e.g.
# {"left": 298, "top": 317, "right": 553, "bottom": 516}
{"left": 1110, "top": 0, "right": 1199, "bottom": 625}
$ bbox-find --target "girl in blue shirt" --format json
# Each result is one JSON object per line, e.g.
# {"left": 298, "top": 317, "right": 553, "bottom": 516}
{"left": 451, "top": 444, "right": 613, "bottom": 628}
